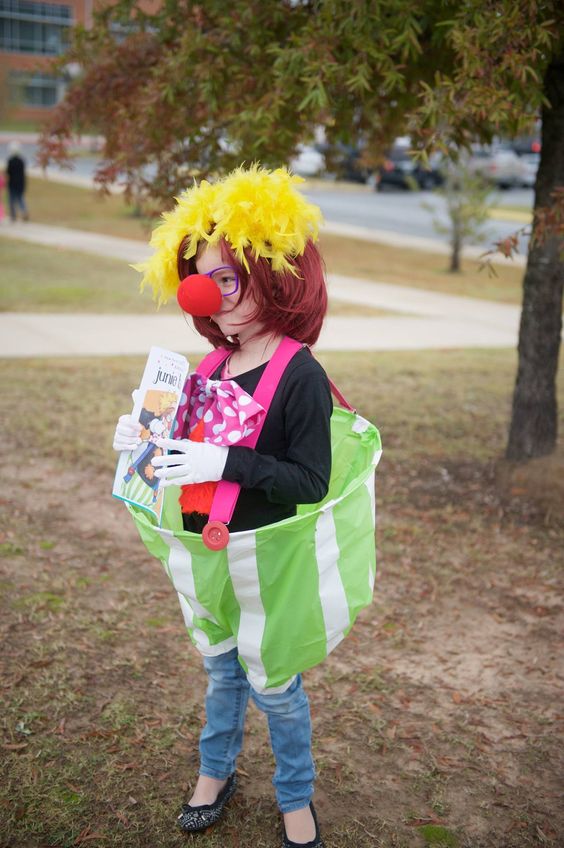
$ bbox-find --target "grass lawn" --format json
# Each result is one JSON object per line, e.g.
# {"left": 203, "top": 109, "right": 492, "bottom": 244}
{"left": 0, "top": 118, "right": 45, "bottom": 132}
{"left": 26, "top": 176, "right": 157, "bottom": 241}
{"left": 0, "top": 239, "right": 161, "bottom": 313}
{"left": 23, "top": 177, "right": 526, "bottom": 304}
{"left": 318, "top": 234, "right": 524, "bottom": 303}
{"left": 1, "top": 350, "right": 562, "bottom": 848}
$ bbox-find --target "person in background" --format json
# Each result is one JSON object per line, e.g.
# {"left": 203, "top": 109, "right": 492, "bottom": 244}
{"left": 6, "top": 141, "right": 29, "bottom": 222}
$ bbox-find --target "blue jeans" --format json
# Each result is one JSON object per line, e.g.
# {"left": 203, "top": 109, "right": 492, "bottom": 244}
{"left": 9, "top": 189, "right": 28, "bottom": 221}
{"left": 199, "top": 648, "right": 315, "bottom": 813}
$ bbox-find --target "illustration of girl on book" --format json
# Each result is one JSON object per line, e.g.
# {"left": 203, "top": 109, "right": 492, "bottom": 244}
{"left": 123, "top": 392, "right": 176, "bottom": 498}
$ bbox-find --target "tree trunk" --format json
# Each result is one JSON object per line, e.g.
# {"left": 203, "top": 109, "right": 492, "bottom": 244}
{"left": 506, "top": 52, "right": 564, "bottom": 460}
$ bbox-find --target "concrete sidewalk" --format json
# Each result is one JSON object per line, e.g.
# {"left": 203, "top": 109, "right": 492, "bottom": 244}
{"left": 0, "top": 311, "right": 520, "bottom": 357}
{"left": 0, "top": 219, "right": 525, "bottom": 357}
{"left": 0, "top": 220, "right": 150, "bottom": 263}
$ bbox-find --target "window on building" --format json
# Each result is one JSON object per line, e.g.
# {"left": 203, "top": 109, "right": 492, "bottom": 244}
{"left": 9, "top": 69, "right": 63, "bottom": 107}
{"left": 0, "top": 0, "right": 72, "bottom": 55}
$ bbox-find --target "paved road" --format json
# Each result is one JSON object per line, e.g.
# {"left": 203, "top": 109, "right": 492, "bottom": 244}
{"left": 0, "top": 222, "right": 524, "bottom": 357}
{"left": 307, "top": 187, "right": 532, "bottom": 255}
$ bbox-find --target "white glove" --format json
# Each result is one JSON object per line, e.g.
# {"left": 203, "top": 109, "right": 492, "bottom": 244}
{"left": 113, "top": 390, "right": 143, "bottom": 452}
{"left": 151, "top": 437, "right": 228, "bottom": 487}
{"left": 113, "top": 414, "right": 142, "bottom": 452}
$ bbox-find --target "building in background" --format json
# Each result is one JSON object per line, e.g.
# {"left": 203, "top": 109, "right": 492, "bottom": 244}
{"left": 0, "top": 0, "right": 92, "bottom": 123}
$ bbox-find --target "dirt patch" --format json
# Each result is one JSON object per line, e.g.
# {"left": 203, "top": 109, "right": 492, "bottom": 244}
{"left": 1, "top": 444, "right": 562, "bottom": 848}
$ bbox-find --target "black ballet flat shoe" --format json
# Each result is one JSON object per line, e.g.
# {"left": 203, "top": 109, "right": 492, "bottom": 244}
{"left": 282, "top": 802, "right": 325, "bottom": 848}
{"left": 177, "top": 773, "right": 237, "bottom": 833}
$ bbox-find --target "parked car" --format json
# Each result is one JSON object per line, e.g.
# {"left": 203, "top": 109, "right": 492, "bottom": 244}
{"left": 510, "top": 134, "right": 541, "bottom": 188}
{"left": 375, "top": 146, "right": 444, "bottom": 191}
{"left": 467, "top": 144, "right": 525, "bottom": 189}
{"left": 511, "top": 136, "right": 541, "bottom": 157}
{"left": 289, "top": 144, "right": 325, "bottom": 177}
{"left": 519, "top": 152, "right": 540, "bottom": 188}
{"left": 316, "top": 142, "right": 373, "bottom": 183}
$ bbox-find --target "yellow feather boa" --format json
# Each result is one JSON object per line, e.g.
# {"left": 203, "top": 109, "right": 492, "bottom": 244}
{"left": 132, "top": 164, "right": 323, "bottom": 306}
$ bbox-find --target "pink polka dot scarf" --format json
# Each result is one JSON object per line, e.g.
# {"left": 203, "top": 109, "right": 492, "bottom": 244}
{"left": 173, "top": 374, "right": 266, "bottom": 446}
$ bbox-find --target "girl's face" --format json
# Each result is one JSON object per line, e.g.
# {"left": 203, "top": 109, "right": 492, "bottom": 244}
{"left": 196, "top": 244, "right": 263, "bottom": 343}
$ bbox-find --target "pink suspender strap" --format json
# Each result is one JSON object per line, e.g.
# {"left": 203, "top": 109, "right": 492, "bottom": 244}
{"left": 196, "top": 346, "right": 231, "bottom": 379}
{"left": 208, "top": 337, "right": 303, "bottom": 524}
{"left": 328, "top": 378, "right": 355, "bottom": 413}
{"left": 192, "top": 339, "right": 355, "bottom": 527}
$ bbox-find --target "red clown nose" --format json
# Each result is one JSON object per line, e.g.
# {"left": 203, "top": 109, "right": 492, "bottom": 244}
{"left": 177, "top": 274, "right": 223, "bottom": 316}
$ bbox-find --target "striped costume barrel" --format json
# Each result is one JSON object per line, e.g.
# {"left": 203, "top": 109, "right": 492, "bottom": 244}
{"left": 129, "top": 406, "right": 382, "bottom": 693}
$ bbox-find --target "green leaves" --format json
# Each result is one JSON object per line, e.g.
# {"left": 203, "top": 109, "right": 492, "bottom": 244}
{"left": 37, "top": 0, "right": 563, "bottom": 209}
{"left": 298, "top": 80, "right": 329, "bottom": 111}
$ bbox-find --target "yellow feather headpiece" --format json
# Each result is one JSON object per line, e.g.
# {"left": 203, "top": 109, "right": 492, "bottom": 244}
{"left": 133, "top": 164, "right": 323, "bottom": 305}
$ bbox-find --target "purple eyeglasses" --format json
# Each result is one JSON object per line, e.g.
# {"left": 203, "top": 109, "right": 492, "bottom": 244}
{"left": 203, "top": 266, "right": 239, "bottom": 297}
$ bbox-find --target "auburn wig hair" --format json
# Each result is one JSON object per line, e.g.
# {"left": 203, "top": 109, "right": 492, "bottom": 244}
{"left": 177, "top": 237, "right": 328, "bottom": 349}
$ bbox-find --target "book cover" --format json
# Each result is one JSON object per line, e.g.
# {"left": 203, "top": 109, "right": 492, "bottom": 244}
{"left": 112, "top": 346, "right": 189, "bottom": 524}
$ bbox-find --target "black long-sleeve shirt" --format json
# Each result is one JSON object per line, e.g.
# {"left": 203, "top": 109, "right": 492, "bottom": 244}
{"left": 182, "top": 347, "right": 333, "bottom": 533}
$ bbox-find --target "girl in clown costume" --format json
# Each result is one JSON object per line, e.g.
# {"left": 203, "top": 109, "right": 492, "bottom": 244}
{"left": 113, "top": 166, "right": 378, "bottom": 847}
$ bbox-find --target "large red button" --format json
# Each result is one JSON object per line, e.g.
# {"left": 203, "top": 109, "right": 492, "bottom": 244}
{"left": 202, "top": 520, "right": 230, "bottom": 551}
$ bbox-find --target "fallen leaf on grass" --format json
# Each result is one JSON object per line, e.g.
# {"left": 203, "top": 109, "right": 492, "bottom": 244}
{"left": 436, "top": 756, "right": 458, "bottom": 767}
{"left": 533, "top": 606, "right": 550, "bottom": 617}
{"left": 451, "top": 691, "right": 463, "bottom": 704}
{"left": 74, "top": 826, "right": 105, "bottom": 845}
{"left": 65, "top": 783, "right": 81, "bottom": 794}
{"left": 537, "top": 823, "right": 557, "bottom": 841}
{"left": 2, "top": 742, "right": 28, "bottom": 750}
{"left": 400, "top": 736, "right": 424, "bottom": 753}
{"left": 511, "top": 820, "right": 529, "bottom": 830}
{"left": 115, "top": 811, "right": 130, "bottom": 827}
{"left": 81, "top": 728, "right": 116, "bottom": 740}
{"left": 114, "top": 761, "right": 136, "bottom": 772}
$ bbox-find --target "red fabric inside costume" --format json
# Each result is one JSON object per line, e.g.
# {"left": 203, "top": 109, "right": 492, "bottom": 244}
{"left": 178, "top": 419, "right": 218, "bottom": 515}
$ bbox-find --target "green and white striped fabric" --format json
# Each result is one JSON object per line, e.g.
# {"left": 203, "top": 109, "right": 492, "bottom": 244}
{"left": 128, "top": 407, "right": 382, "bottom": 693}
